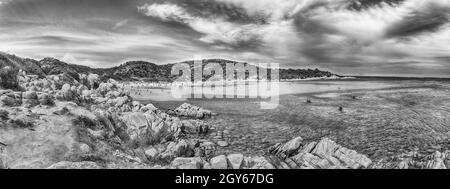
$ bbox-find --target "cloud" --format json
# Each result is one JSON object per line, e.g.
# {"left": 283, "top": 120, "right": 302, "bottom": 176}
{"left": 112, "top": 19, "right": 130, "bottom": 30}
{"left": 137, "top": 3, "right": 261, "bottom": 45}
{"left": 138, "top": 2, "right": 302, "bottom": 61}
{"left": 1, "top": 0, "right": 450, "bottom": 77}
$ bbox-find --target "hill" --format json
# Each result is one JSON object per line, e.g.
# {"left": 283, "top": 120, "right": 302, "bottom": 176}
{"left": 0, "top": 52, "right": 339, "bottom": 82}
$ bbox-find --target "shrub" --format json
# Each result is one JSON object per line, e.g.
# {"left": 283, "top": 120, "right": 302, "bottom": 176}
{"left": 9, "top": 118, "right": 34, "bottom": 129}
{"left": 72, "top": 115, "right": 97, "bottom": 130}
{"left": 0, "top": 109, "right": 8, "bottom": 121}
{"left": 0, "top": 66, "right": 20, "bottom": 90}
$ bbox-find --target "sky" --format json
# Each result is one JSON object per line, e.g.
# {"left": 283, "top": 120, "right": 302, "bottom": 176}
{"left": 0, "top": 0, "right": 449, "bottom": 77}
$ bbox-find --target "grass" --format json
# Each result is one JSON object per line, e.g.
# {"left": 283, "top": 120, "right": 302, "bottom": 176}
{"left": 69, "top": 115, "right": 110, "bottom": 165}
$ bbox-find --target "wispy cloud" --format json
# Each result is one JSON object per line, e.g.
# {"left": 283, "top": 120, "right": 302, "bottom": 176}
{"left": 0, "top": 0, "right": 449, "bottom": 77}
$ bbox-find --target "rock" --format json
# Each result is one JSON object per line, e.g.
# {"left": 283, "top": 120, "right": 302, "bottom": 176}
{"left": 248, "top": 157, "right": 275, "bottom": 169}
{"left": 47, "top": 161, "right": 102, "bottom": 169}
{"left": 199, "top": 142, "right": 216, "bottom": 159}
{"left": 120, "top": 112, "right": 177, "bottom": 145}
{"left": 227, "top": 154, "right": 244, "bottom": 169}
{"left": 171, "top": 157, "right": 203, "bottom": 169}
{"left": 300, "top": 141, "right": 317, "bottom": 154}
{"left": 87, "top": 128, "right": 106, "bottom": 139}
{"left": 79, "top": 143, "right": 91, "bottom": 154}
{"left": 140, "top": 103, "right": 157, "bottom": 112}
{"left": 38, "top": 93, "right": 54, "bottom": 105}
{"left": 175, "top": 103, "right": 213, "bottom": 119}
{"left": 398, "top": 161, "right": 409, "bottom": 169}
{"left": 182, "top": 120, "right": 209, "bottom": 135}
{"left": 0, "top": 95, "right": 16, "bottom": 106}
{"left": 425, "top": 151, "right": 447, "bottom": 169}
{"left": 217, "top": 141, "right": 229, "bottom": 147}
{"left": 161, "top": 139, "right": 193, "bottom": 159}
{"left": 0, "top": 89, "right": 13, "bottom": 96}
{"left": 333, "top": 145, "right": 372, "bottom": 169}
{"left": 145, "top": 147, "right": 160, "bottom": 160}
{"left": 270, "top": 137, "right": 372, "bottom": 169}
{"left": 269, "top": 137, "right": 303, "bottom": 156}
{"left": 23, "top": 91, "right": 38, "bottom": 100}
{"left": 120, "top": 112, "right": 152, "bottom": 143}
{"left": 203, "top": 162, "right": 212, "bottom": 169}
{"left": 106, "top": 91, "right": 121, "bottom": 99}
{"left": 87, "top": 74, "right": 100, "bottom": 89}
{"left": 311, "top": 138, "right": 339, "bottom": 157}
{"left": 115, "top": 96, "right": 130, "bottom": 107}
{"left": 292, "top": 152, "right": 333, "bottom": 169}
{"left": 97, "top": 82, "right": 116, "bottom": 95}
{"left": 77, "top": 85, "right": 88, "bottom": 96}
{"left": 210, "top": 155, "right": 228, "bottom": 169}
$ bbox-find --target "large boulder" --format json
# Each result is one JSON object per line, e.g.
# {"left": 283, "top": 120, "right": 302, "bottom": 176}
{"left": 181, "top": 120, "right": 209, "bottom": 135}
{"left": 210, "top": 155, "right": 228, "bottom": 169}
{"left": 0, "top": 95, "right": 16, "bottom": 106}
{"left": 227, "top": 154, "right": 244, "bottom": 169}
{"left": 270, "top": 137, "right": 372, "bottom": 169}
{"left": 269, "top": 137, "right": 303, "bottom": 157}
{"left": 174, "top": 103, "right": 213, "bottom": 119}
{"left": 160, "top": 139, "right": 194, "bottom": 160}
{"left": 120, "top": 112, "right": 181, "bottom": 146}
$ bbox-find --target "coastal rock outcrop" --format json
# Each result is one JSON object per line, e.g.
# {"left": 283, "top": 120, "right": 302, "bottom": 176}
{"left": 269, "top": 137, "right": 372, "bottom": 169}
{"left": 174, "top": 103, "right": 213, "bottom": 119}
{"left": 371, "top": 150, "right": 450, "bottom": 169}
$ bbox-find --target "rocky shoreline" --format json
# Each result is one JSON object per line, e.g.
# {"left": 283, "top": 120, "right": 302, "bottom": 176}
{"left": 1, "top": 71, "right": 449, "bottom": 169}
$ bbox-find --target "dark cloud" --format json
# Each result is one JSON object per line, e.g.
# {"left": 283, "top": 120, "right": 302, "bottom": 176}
{"left": 0, "top": 0, "right": 449, "bottom": 77}
{"left": 348, "top": 0, "right": 405, "bottom": 11}
{"left": 385, "top": 4, "right": 450, "bottom": 38}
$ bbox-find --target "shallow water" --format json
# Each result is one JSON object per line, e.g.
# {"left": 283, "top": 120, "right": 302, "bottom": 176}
{"left": 131, "top": 79, "right": 398, "bottom": 102}
{"left": 134, "top": 79, "right": 450, "bottom": 158}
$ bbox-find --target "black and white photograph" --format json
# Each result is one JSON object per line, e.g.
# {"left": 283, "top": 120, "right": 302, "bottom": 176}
{"left": 1, "top": 0, "right": 450, "bottom": 181}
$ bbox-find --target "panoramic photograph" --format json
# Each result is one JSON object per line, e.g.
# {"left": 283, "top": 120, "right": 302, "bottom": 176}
{"left": 1, "top": 0, "right": 450, "bottom": 175}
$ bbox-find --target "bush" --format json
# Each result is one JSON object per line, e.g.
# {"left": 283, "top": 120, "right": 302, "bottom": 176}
{"left": 0, "top": 109, "right": 8, "bottom": 121}
{"left": 9, "top": 118, "right": 34, "bottom": 129}
{"left": 0, "top": 66, "right": 20, "bottom": 90}
{"left": 72, "top": 115, "right": 97, "bottom": 130}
